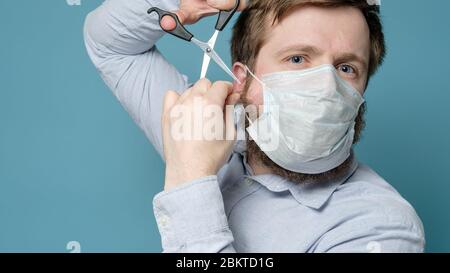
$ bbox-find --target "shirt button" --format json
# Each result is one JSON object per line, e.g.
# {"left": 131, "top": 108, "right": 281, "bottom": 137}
{"left": 244, "top": 178, "right": 253, "bottom": 187}
{"left": 159, "top": 215, "right": 170, "bottom": 227}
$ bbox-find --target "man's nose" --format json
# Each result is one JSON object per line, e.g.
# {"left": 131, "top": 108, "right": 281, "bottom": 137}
{"left": 312, "top": 55, "right": 335, "bottom": 68}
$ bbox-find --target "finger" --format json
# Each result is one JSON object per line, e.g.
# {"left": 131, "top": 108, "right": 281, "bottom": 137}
{"left": 179, "top": 86, "right": 193, "bottom": 102}
{"left": 238, "top": 0, "right": 249, "bottom": 11}
{"left": 160, "top": 15, "right": 176, "bottom": 31}
{"left": 192, "top": 78, "right": 212, "bottom": 96}
{"left": 160, "top": 10, "right": 187, "bottom": 31}
{"left": 206, "top": 81, "right": 233, "bottom": 106}
{"left": 225, "top": 93, "right": 241, "bottom": 106}
{"left": 207, "top": 0, "right": 248, "bottom": 11}
{"left": 224, "top": 99, "right": 237, "bottom": 142}
{"left": 176, "top": 10, "right": 188, "bottom": 24}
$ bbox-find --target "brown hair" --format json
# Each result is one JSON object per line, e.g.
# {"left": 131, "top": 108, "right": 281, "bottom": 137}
{"left": 231, "top": 0, "right": 386, "bottom": 79}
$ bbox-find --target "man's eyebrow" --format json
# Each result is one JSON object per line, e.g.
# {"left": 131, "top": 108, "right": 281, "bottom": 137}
{"left": 274, "top": 44, "right": 323, "bottom": 58}
{"left": 335, "top": 53, "right": 368, "bottom": 69}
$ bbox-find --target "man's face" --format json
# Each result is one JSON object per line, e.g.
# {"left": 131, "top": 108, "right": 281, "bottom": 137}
{"left": 233, "top": 5, "right": 371, "bottom": 182}
{"left": 240, "top": 5, "right": 371, "bottom": 106}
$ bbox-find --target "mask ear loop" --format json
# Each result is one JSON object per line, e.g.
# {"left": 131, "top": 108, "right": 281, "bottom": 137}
{"left": 244, "top": 65, "right": 266, "bottom": 89}
{"left": 243, "top": 65, "right": 265, "bottom": 126}
{"left": 244, "top": 65, "right": 272, "bottom": 122}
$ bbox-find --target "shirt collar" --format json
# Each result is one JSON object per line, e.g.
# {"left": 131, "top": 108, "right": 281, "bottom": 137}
{"left": 244, "top": 148, "right": 359, "bottom": 210}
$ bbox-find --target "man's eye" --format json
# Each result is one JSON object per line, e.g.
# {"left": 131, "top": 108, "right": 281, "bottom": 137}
{"left": 338, "top": 64, "right": 355, "bottom": 74}
{"left": 289, "top": 56, "right": 304, "bottom": 64}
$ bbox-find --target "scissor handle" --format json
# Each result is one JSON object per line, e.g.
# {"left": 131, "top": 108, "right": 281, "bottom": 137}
{"left": 215, "top": 0, "right": 240, "bottom": 31}
{"left": 148, "top": 7, "right": 194, "bottom": 42}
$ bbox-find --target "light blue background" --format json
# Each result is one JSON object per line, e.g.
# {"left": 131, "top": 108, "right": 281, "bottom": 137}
{"left": 0, "top": 0, "right": 449, "bottom": 252}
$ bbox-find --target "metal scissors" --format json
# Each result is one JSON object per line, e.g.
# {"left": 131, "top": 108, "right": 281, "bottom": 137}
{"left": 148, "top": 0, "right": 241, "bottom": 83}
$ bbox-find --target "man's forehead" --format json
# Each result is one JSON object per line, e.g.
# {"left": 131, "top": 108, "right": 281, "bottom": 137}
{"left": 262, "top": 5, "right": 370, "bottom": 61}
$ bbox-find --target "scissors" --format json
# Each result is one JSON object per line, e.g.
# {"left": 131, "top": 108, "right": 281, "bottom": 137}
{"left": 148, "top": 0, "right": 241, "bottom": 83}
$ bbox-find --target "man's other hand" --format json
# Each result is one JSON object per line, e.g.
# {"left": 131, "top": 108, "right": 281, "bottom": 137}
{"left": 160, "top": 0, "right": 248, "bottom": 31}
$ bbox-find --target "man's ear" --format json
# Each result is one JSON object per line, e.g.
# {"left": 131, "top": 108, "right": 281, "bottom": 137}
{"left": 232, "top": 62, "right": 248, "bottom": 94}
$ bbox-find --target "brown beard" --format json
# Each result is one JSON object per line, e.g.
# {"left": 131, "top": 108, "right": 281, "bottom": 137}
{"left": 244, "top": 100, "right": 367, "bottom": 184}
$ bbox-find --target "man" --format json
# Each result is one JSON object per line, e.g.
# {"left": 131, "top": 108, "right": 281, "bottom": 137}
{"left": 84, "top": 0, "right": 425, "bottom": 252}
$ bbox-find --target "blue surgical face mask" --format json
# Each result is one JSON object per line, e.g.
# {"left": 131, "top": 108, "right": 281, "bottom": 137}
{"left": 244, "top": 64, "right": 365, "bottom": 174}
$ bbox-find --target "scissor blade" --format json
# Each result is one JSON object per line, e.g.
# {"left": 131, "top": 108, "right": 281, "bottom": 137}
{"left": 200, "top": 30, "right": 219, "bottom": 79}
{"left": 208, "top": 49, "right": 241, "bottom": 84}
{"left": 200, "top": 54, "right": 211, "bottom": 79}
{"left": 208, "top": 30, "right": 219, "bottom": 48}
{"left": 192, "top": 37, "right": 240, "bottom": 84}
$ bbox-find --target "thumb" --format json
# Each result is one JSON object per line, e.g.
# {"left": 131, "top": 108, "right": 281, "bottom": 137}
{"left": 207, "top": 0, "right": 248, "bottom": 11}
{"left": 224, "top": 93, "right": 241, "bottom": 142}
{"left": 162, "top": 90, "right": 180, "bottom": 121}
{"left": 162, "top": 90, "right": 180, "bottom": 153}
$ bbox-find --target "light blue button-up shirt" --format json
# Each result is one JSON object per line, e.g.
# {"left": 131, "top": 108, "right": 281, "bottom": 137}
{"left": 84, "top": 0, "right": 425, "bottom": 253}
